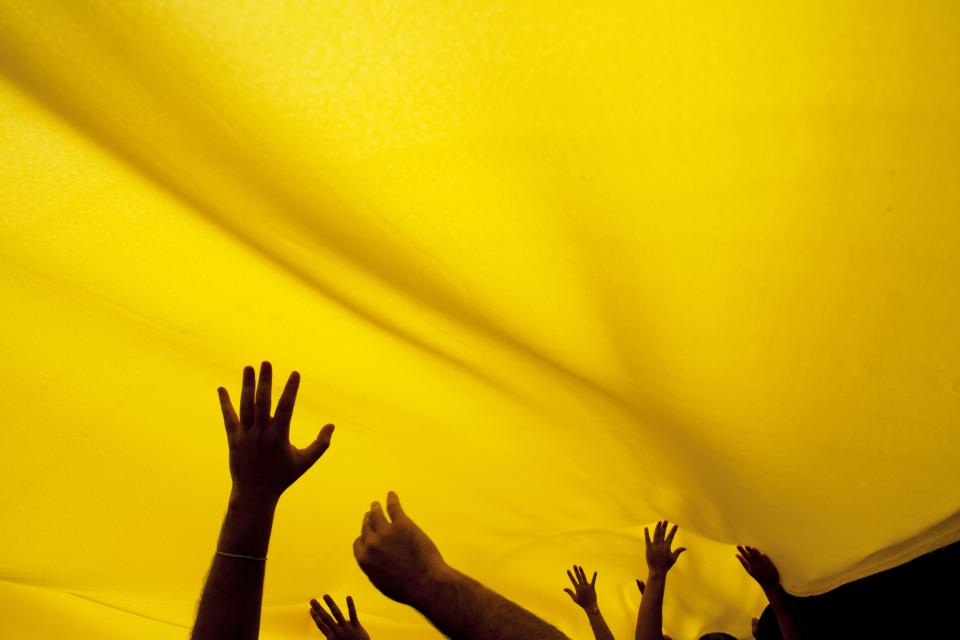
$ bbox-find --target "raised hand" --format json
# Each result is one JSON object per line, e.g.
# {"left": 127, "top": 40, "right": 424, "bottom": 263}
{"left": 736, "top": 546, "right": 780, "bottom": 592}
{"left": 736, "top": 547, "right": 804, "bottom": 640}
{"left": 309, "top": 595, "right": 370, "bottom": 640}
{"left": 353, "top": 492, "right": 449, "bottom": 607}
{"left": 644, "top": 521, "right": 686, "bottom": 577}
{"left": 193, "top": 361, "right": 335, "bottom": 640}
{"left": 354, "top": 493, "right": 569, "bottom": 640}
{"left": 564, "top": 565, "right": 614, "bottom": 640}
{"left": 218, "top": 361, "right": 334, "bottom": 503}
{"left": 636, "top": 521, "right": 684, "bottom": 640}
{"left": 563, "top": 565, "right": 599, "bottom": 611}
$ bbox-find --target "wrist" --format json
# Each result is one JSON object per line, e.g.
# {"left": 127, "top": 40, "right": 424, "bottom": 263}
{"left": 585, "top": 605, "right": 602, "bottom": 616}
{"left": 218, "top": 488, "right": 278, "bottom": 559}
{"left": 229, "top": 486, "right": 280, "bottom": 511}
{"left": 409, "top": 562, "right": 461, "bottom": 610}
{"left": 646, "top": 569, "right": 668, "bottom": 582}
{"left": 762, "top": 582, "right": 785, "bottom": 598}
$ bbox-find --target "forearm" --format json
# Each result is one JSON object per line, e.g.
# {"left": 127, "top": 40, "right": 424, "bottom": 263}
{"left": 415, "top": 566, "right": 569, "bottom": 640}
{"left": 635, "top": 573, "right": 666, "bottom": 640}
{"left": 191, "top": 491, "right": 277, "bottom": 640}
{"left": 764, "top": 585, "right": 802, "bottom": 640}
{"left": 585, "top": 608, "right": 616, "bottom": 640}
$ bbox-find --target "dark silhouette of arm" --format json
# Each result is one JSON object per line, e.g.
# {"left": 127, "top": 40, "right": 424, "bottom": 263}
{"left": 563, "top": 565, "right": 615, "bottom": 640}
{"left": 191, "top": 362, "right": 334, "bottom": 640}
{"left": 736, "top": 546, "right": 803, "bottom": 640}
{"left": 192, "top": 492, "right": 275, "bottom": 640}
{"left": 354, "top": 492, "right": 569, "bottom": 640}
{"left": 635, "top": 521, "right": 685, "bottom": 640}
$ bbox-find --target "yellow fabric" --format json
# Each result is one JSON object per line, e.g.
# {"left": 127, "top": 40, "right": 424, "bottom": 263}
{"left": 1, "top": 2, "right": 958, "bottom": 638}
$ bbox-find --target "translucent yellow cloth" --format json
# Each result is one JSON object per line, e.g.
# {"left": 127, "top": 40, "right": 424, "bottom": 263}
{"left": 1, "top": 3, "right": 958, "bottom": 639}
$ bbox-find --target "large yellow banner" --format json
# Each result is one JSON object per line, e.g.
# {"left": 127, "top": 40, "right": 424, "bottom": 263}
{"left": 1, "top": 2, "right": 958, "bottom": 638}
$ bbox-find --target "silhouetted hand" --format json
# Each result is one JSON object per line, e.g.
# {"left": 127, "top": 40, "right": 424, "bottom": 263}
{"left": 563, "top": 565, "right": 598, "bottom": 611}
{"left": 354, "top": 492, "right": 449, "bottom": 607}
{"left": 310, "top": 595, "right": 370, "bottom": 640}
{"left": 644, "top": 521, "right": 686, "bottom": 577}
{"left": 736, "top": 546, "right": 780, "bottom": 592}
{"left": 193, "top": 361, "right": 334, "bottom": 640}
{"left": 217, "top": 361, "right": 334, "bottom": 504}
{"left": 738, "top": 549, "right": 804, "bottom": 640}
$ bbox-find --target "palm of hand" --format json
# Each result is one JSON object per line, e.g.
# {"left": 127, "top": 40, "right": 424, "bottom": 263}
{"left": 310, "top": 596, "right": 370, "bottom": 640}
{"left": 564, "top": 565, "right": 598, "bottom": 610}
{"left": 645, "top": 521, "right": 686, "bottom": 574}
{"left": 737, "top": 546, "right": 780, "bottom": 589}
{"left": 750, "top": 560, "right": 778, "bottom": 585}
{"left": 647, "top": 545, "right": 677, "bottom": 572}
{"left": 229, "top": 429, "right": 303, "bottom": 496}
{"left": 573, "top": 582, "right": 597, "bottom": 608}
{"left": 219, "top": 363, "right": 334, "bottom": 502}
{"left": 383, "top": 522, "right": 443, "bottom": 587}
{"left": 339, "top": 629, "right": 368, "bottom": 640}
{"left": 355, "top": 494, "right": 448, "bottom": 607}
{"left": 323, "top": 619, "right": 369, "bottom": 640}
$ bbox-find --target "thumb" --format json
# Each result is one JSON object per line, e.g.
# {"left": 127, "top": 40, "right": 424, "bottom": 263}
{"left": 386, "top": 490, "right": 406, "bottom": 521}
{"left": 672, "top": 547, "right": 687, "bottom": 561}
{"left": 563, "top": 588, "right": 576, "bottom": 602}
{"left": 301, "top": 424, "right": 335, "bottom": 466}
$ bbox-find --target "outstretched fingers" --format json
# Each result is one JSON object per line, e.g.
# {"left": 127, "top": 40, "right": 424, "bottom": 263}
{"left": 310, "top": 598, "right": 336, "bottom": 636}
{"left": 255, "top": 361, "right": 272, "bottom": 425}
{"left": 323, "top": 595, "right": 346, "bottom": 625}
{"left": 737, "top": 545, "right": 768, "bottom": 571}
{"left": 346, "top": 595, "right": 359, "bottom": 625}
{"left": 274, "top": 370, "right": 300, "bottom": 439}
{"left": 217, "top": 387, "right": 240, "bottom": 438}
{"left": 665, "top": 523, "right": 679, "bottom": 545}
{"left": 309, "top": 609, "right": 332, "bottom": 637}
{"left": 239, "top": 365, "right": 255, "bottom": 428}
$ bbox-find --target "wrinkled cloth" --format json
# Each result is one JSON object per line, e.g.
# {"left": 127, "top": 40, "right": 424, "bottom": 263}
{"left": 1, "top": 2, "right": 958, "bottom": 639}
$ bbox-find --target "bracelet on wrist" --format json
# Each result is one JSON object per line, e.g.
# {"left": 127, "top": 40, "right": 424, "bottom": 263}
{"left": 216, "top": 550, "right": 267, "bottom": 561}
